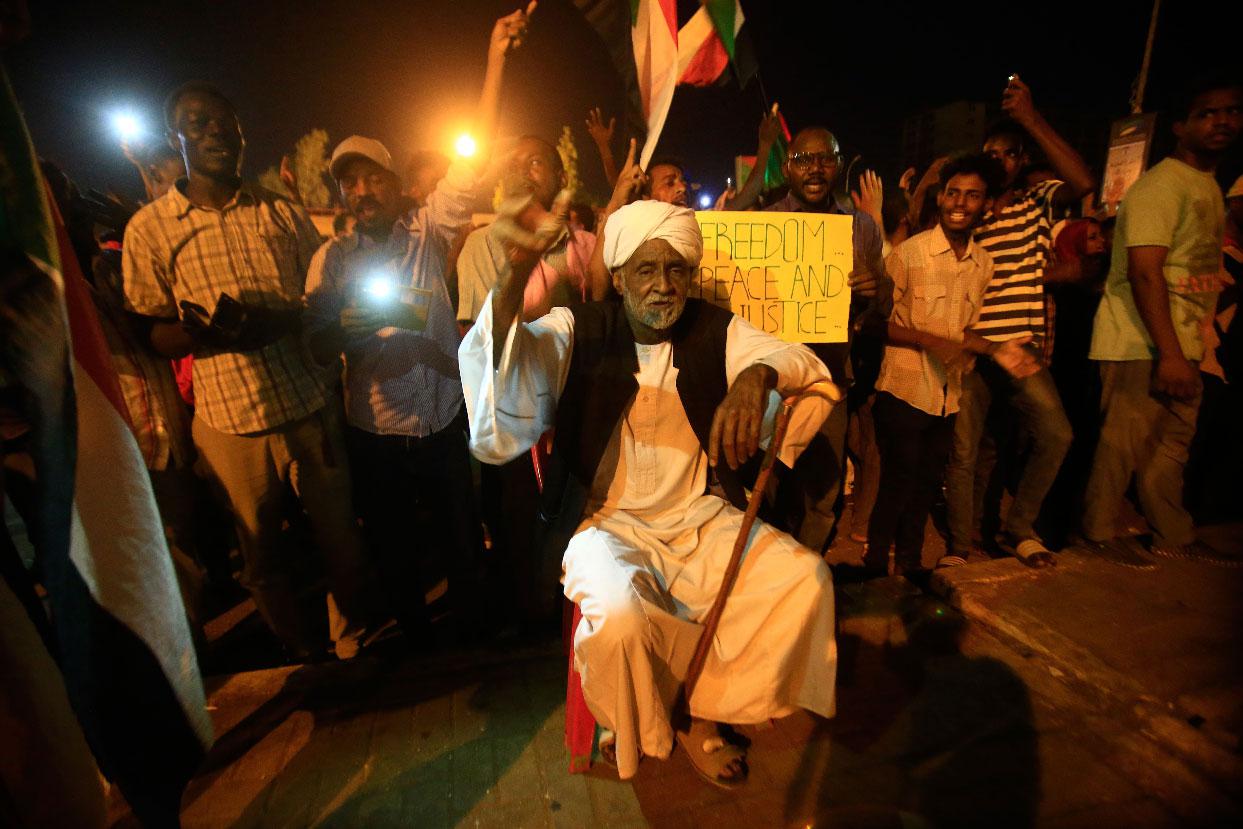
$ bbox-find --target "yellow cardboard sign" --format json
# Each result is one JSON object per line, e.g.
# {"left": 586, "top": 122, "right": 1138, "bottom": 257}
{"left": 692, "top": 211, "right": 853, "bottom": 343}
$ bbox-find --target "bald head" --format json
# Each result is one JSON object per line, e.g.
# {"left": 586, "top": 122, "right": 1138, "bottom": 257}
{"left": 784, "top": 126, "right": 842, "bottom": 209}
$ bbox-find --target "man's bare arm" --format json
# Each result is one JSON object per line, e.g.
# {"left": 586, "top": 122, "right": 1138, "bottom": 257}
{"left": 1004, "top": 76, "right": 1095, "bottom": 206}
{"left": 1128, "top": 245, "right": 1199, "bottom": 400}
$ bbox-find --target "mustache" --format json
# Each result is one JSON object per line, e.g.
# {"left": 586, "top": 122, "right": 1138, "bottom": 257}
{"left": 353, "top": 195, "right": 383, "bottom": 212}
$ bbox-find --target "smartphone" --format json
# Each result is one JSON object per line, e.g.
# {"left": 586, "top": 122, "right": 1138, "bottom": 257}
{"left": 211, "top": 292, "right": 247, "bottom": 339}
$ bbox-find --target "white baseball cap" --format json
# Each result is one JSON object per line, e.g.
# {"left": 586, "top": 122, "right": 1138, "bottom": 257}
{"left": 329, "top": 136, "right": 395, "bottom": 179}
{"left": 1226, "top": 175, "right": 1243, "bottom": 201}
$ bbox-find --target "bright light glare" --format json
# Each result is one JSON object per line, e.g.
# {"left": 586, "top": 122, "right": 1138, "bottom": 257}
{"left": 698, "top": 193, "right": 713, "bottom": 209}
{"left": 455, "top": 133, "right": 478, "bottom": 158}
{"left": 363, "top": 276, "right": 397, "bottom": 302}
{"left": 111, "top": 111, "right": 144, "bottom": 142}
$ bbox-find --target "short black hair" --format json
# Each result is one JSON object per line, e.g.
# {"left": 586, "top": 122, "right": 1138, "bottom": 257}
{"left": 646, "top": 155, "right": 685, "bottom": 176}
{"left": 982, "top": 118, "right": 1029, "bottom": 156}
{"left": 1169, "top": 73, "right": 1243, "bottom": 122}
{"left": 405, "top": 149, "right": 449, "bottom": 181}
{"left": 569, "top": 201, "right": 596, "bottom": 234}
{"left": 163, "top": 81, "right": 235, "bottom": 130}
{"left": 516, "top": 134, "right": 564, "bottom": 174}
{"left": 939, "top": 153, "right": 1005, "bottom": 198}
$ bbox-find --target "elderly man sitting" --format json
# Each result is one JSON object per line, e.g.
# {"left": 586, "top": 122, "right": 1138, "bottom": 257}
{"left": 459, "top": 199, "right": 837, "bottom": 787}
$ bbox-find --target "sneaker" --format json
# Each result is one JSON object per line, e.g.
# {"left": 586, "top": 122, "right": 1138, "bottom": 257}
{"left": 1072, "top": 536, "right": 1157, "bottom": 571}
{"left": 1151, "top": 541, "right": 1243, "bottom": 568}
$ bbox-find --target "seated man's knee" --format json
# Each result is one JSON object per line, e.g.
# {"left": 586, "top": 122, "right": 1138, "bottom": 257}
{"left": 579, "top": 592, "right": 650, "bottom": 653}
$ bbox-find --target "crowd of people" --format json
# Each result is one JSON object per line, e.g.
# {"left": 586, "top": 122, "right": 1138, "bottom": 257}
{"left": 9, "top": 1, "right": 1243, "bottom": 790}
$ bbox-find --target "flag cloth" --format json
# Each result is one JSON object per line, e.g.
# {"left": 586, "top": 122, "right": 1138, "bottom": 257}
{"left": 631, "top": 0, "right": 679, "bottom": 167}
{"left": 575, "top": 0, "right": 760, "bottom": 168}
{"left": 678, "top": 1, "right": 756, "bottom": 88}
{"left": 0, "top": 66, "right": 212, "bottom": 825}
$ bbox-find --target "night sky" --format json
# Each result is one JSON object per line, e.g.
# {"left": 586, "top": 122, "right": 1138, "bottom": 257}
{"left": 7, "top": 0, "right": 1239, "bottom": 205}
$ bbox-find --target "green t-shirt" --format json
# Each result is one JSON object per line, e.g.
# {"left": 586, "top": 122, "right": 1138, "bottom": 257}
{"left": 1089, "top": 157, "right": 1224, "bottom": 361}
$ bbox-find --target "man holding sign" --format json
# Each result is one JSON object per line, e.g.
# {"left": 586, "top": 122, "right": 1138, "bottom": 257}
{"left": 763, "top": 126, "right": 894, "bottom": 553}
{"left": 460, "top": 199, "right": 837, "bottom": 787}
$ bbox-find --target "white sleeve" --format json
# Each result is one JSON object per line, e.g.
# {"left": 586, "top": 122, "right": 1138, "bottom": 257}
{"left": 724, "top": 315, "right": 834, "bottom": 468}
{"left": 458, "top": 292, "right": 575, "bottom": 464}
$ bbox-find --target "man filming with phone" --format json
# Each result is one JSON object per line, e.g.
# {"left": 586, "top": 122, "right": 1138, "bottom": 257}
{"left": 303, "top": 4, "right": 534, "bottom": 640}
{"left": 122, "top": 80, "right": 388, "bottom": 661}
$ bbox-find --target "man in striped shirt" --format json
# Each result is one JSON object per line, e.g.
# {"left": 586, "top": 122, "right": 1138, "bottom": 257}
{"left": 123, "top": 82, "right": 384, "bottom": 661}
{"left": 304, "top": 5, "right": 530, "bottom": 636}
{"left": 944, "top": 75, "right": 1096, "bottom": 566}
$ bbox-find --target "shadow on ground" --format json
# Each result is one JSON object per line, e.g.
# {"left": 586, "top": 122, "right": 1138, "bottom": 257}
{"left": 625, "top": 584, "right": 1041, "bottom": 828}
{"left": 175, "top": 649, "right": 565, "bottom": 827}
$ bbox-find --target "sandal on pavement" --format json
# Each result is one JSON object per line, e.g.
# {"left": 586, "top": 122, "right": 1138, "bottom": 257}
{"left": 1013, "top": 538, "right": 1056, "bottom": 569}
{"left": 935, "top": 554, "right": 968, "bottom": 569}
{"left": 676, "top": 720, "right": 748, "bottom": 790}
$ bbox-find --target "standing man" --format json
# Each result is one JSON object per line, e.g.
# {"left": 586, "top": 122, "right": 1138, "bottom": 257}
{"left": 944, "top": 76, "right": 1096, "bottom": 567}
{"left": 866, "top": 155, "right": 1039, "bottom": 575}
{"left": 122, "top": 81, "right": 383, "bottom": 661}
{"left": 1081, "top": 77, "right": 1242, "bottom": 561}
{"left": 764, "top": 126, "right": 894, "bottom": 553}
{"left": 455, "top": 130, "right": 600, "bottom": 630}
{"left": 304, "top": 5, "right": 530, "bottom": 637}
{"left": 457, "top": 134, "right": 601, "bottom": 324}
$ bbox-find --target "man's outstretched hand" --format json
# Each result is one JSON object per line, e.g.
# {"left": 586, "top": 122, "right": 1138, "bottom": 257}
{"left": 490, "top": 1, "right": 536, "bottom": 59}
{"left": 709, "top": 364, "right": 778, "bottom": 470}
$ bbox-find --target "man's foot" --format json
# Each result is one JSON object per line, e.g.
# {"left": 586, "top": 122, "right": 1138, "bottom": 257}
{"left": 676, "top": 718, "right": 748, "bottom": 789}
{"left": 598, "top": 729, "right": 619, "bottom": 768}
{"left": 1011, "top": 537, "right": 1056, "bottom": 569}
{"left": 1071, "top": 536, "right": 1157, "bottom": 571}
{"left": 1151, "top": 540, "right": 1243, "bottom": 568}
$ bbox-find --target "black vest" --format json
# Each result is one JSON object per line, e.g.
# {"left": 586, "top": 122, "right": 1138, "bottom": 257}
{"left": 537, "top": 298, "right": 755, "bottom": 557}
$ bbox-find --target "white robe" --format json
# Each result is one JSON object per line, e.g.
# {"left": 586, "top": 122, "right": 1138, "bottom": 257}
{"left": 459, "top": 295, "right": 838, "bottom": 779}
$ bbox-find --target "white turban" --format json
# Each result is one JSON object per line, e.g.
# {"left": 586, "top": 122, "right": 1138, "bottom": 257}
{"left": 602, "top": 200, "right": 703, "bottom": 270}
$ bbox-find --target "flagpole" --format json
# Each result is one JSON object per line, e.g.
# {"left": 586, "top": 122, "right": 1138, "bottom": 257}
{"left": 1130, "top": 0, "right": 1161, "bottom": 114}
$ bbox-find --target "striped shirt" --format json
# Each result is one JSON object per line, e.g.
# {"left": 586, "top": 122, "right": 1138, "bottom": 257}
{"left": 304, "top": 160, "right": 476, "bottom": 437}
{"left": 972, "top": 179, "right": 1062, "bottom": 345}
{"left": 122, "top": 181, "right": 326, "bottom": 435}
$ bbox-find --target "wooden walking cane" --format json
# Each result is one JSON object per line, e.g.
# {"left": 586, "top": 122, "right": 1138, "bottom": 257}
{"left": 676, "top": 379, "right": 844, "bottom": 724}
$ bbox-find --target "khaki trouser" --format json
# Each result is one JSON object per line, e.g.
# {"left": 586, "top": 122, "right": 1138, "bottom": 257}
{"left": 1082, "top": 360, "right": 1200, "bottom": 548}
{"left": 192, "top": 409, "right": 377, "bottom": 656}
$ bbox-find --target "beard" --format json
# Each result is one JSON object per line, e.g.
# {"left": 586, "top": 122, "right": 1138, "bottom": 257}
{"left": 624, "top": 291, "right": 685, "bottom": 331}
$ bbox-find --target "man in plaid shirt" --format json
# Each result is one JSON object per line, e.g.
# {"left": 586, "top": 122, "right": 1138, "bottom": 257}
{"left": 123, "top": 81, "right": 383, "bottom": 661}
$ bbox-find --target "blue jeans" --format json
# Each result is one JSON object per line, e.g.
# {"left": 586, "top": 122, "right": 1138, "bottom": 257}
{"left": 945, "top": 363, "right": 1072, "bottom": 555}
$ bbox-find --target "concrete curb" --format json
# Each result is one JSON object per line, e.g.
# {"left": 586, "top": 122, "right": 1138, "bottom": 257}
{"left": 926, "top": 556, "right": 1243, "bottom": 804}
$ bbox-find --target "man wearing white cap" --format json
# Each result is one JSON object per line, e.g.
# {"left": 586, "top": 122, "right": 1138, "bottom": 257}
{"left": 460, "top": 198, "right": 838, "bottom": 787}
{"left": 304, "top": 4, "right": 532, "bottom": 637}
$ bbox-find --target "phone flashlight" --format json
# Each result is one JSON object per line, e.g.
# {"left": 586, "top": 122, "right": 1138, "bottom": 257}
{"left": 361, "top": 274, "right": 398, "bottom": 305}
{"left": 111, "top": 110, "right": 144, "bottom": 143}
{"left": 1007, "top": 74, "right": 1017, "bottom": 83}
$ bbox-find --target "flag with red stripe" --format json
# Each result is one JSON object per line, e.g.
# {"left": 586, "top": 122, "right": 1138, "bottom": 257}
{"left": 0, "top": 66, "right": 211, "bottom": 826}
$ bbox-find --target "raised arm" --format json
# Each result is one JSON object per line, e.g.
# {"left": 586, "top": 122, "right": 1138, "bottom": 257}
{"left": 585, "top": 107, "right": 619, "bottom": 188}
{"left": 473, "top": 2, "right": 536, "bottom": 172}
{"left": 725, "top": 104, "right": 781, "bottom": 211}
{"left": 587, "top": 138, "right": 646, "bottom": 297}
{"left": 1003, "top": 75, "right": 1096, "bottom": 207}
